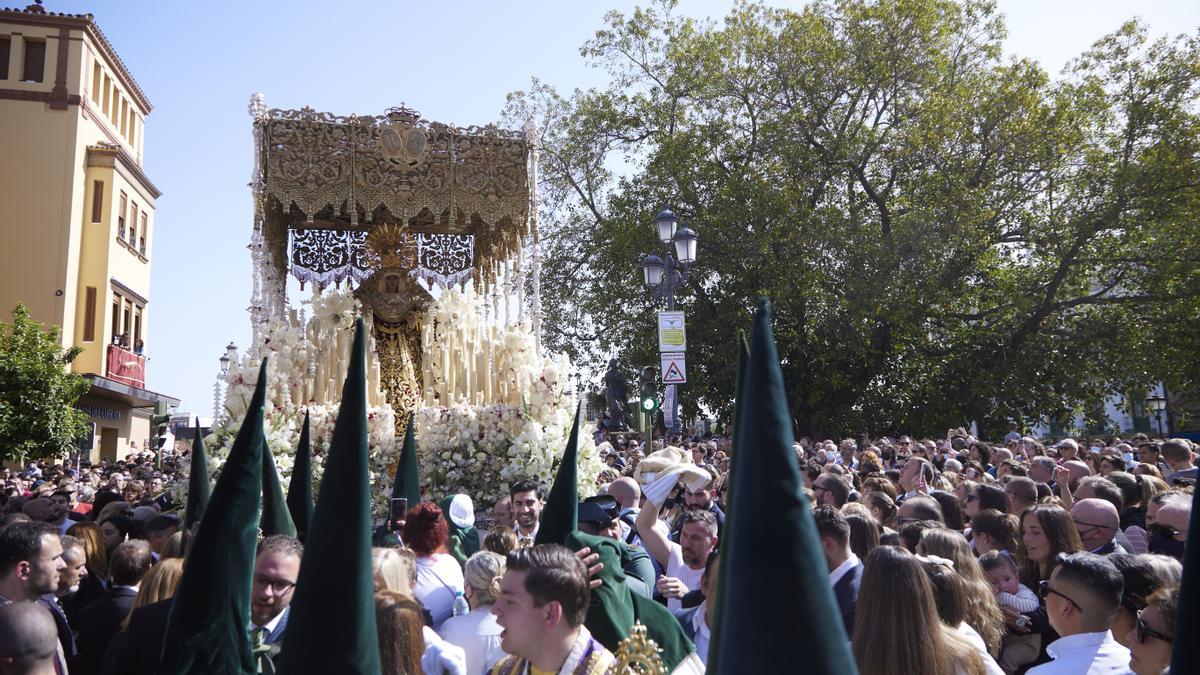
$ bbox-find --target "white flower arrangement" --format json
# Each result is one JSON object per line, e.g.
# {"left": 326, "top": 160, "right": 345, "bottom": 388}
{"left": 192, "top": 286, "right": 602, "bottom": 515}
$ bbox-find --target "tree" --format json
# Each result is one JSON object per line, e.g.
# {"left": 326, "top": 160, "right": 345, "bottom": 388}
{"left": 0, "top": 305, "right": 90, "bottom": 462}
{"left": 506, "top": 0, "right": 1200, "bottom": 438}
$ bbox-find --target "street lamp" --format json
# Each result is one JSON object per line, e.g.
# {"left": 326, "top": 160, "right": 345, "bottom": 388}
{"left": 641, "top": 207, "right": 699, "bottom": 437}
{"left": 1145, "top": 393, "right": 1167, "bottom": 437}
{"left": 215, "top": 342, "right": 236, "bottom": 421}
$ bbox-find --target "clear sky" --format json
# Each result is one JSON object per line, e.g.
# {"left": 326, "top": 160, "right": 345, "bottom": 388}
{"left": 44, "top": 0, "right": 1199, "bottom": 414}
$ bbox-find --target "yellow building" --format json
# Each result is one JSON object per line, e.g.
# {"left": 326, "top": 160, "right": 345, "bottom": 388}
{"left": 0, "top": 2, "right": 177, "bottom": 462}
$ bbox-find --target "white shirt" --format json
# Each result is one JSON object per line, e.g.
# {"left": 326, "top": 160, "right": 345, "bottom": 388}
{"left": 664, "top": 542, "right": 704, "bottom": 612}
{"left": 515, "top": 524, "right": 539, "bottom": 548}
{"left": 1027, "top": 630, "right": 1132, "bottom": 675}
{"left": 422, "top": 625, "right": 468, "bottom": 675}
{"left": 828, "top": 554, "right": 860, "bottom": 587}
{"left": 438, "top": 606, "right": 506, "bottom": 675}
{"left": 691, "top": 600, "right": 710, "bottom": 667}
{"left": 956, "top": 622, "right": 1005, "bottom": 675}
{"left": 414, "top": 554, "right": 466, "bottom": 630}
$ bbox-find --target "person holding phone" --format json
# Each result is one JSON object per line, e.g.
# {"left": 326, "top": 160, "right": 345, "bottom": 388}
{"left": 897, "top": 457, "right": 936, "bottom": 503}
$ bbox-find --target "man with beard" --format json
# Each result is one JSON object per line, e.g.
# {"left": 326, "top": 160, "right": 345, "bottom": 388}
{"left": 0, "top": 522, "right": 68, "bottom": 674}
{"left": 0, "top": 522, "right": 65, "bottom": 604}
{"left": 636, "top": 502, "right": 719, "bottom": 611}
{"left": 669, "top": 470, "right": 725, "bottom": 539}
{"left": 250, "top": 535, "right": 303, "bottom": 647}
{"left": 48, "top": 490, "right": 75, "bottom": 535}
{"left": 508, "top": 480, "right": 543, "bottom": 548}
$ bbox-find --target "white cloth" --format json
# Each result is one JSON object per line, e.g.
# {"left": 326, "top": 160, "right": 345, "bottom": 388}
{"left": 828, "top": 554, "right": 860, "bottom": 587}
{"left": 691, "top": 600, "right": 710, "bottom": 667}
{"left": 997, "top": 583, "right": 1040, "bottom": 613}
{"left": 438, "top": 606, "right": 506, "bottom": 675}
{"left": 664, "top": 542, "right": 704, "bottom": 612}
{"left": 1027, "top": 630, "right": 1132, "bottom": 675}
{"left": 956, "top": 622, "right": 1005, "bottom": 675}
{"left": 415, "top": 553, "right": 466, "bottom": 630}
{"left": 422, "top": 625, "right": 468, "bottom": 675}
{"left": 447, "top": 494, "right": 475, "bottom": 529}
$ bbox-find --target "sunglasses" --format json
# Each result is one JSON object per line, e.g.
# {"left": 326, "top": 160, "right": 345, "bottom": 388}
{"left": 1148, "top": 522, "right": 1187, "bottom": 541}
{"left": 1135, "top": 610, "right": 1173, "bottom": 645}
{"left": 1039, "top": 580, "right": 1082, "bottom": 612}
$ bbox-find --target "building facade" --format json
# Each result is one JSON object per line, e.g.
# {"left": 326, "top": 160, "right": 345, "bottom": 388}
{"left": 0, "top": 2, "right": 177, "bottom": 462}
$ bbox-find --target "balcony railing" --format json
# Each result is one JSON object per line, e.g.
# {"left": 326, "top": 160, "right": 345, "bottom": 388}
{"left": 106, "top": 343, "right": 146, "bottom": 389}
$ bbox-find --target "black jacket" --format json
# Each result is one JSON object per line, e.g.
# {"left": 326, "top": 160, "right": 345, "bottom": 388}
{"left": 72, "top": 586, "right": 137, "bottom": 675}
{"left": 832, "top": 560, "right": 863, "bottom": 639}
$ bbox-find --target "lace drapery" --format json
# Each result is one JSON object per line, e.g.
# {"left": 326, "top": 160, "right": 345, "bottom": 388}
{"left": 290, "top": 229, "right": 372, "bottom": 287}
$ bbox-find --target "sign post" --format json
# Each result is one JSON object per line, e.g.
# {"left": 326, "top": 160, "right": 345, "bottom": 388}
{"left": 657, "top": 311, "right": 686, "bottom": 437}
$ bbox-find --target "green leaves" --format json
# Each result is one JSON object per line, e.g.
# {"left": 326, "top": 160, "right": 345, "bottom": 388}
{"left": 0, "top": 305, "right": 90, "bottom": 462}
{"left": 511, "top": 0, "right": 1200, "bottom": 437}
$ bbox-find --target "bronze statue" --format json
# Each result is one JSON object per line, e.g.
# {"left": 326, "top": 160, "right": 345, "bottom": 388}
{"left": 603, "top": 359, "right": 630, "bottom": 431}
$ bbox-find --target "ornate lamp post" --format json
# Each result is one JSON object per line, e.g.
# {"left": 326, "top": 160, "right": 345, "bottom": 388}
{"left": 641, "top": 208, "right": 699, "bottom": 437}
{"left": 1145, "top": 393, "right": 1167, "bottom": 437}
{"left": 214, "top": 342, "right": 236, "bottom": 421}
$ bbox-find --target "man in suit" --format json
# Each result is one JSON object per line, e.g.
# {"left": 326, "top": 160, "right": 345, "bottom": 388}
{"left": 72, "top": 539, "right": 152, "bottom": 674}
{"left": 37, "top": 534, "right": 87, "bottom": 663}
{"left": 814, "top": 505, "right": 861, "bottom": 638}
{"left": 672, "top": 551, "right": 718, "bottom": 667}
{"left": 250, "top": 535, "right": 303, "bottom": 648}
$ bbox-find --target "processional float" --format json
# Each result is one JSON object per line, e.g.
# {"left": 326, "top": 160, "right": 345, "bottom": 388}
{"left": 244, "top": 93, "right": 543, "bottom": 432}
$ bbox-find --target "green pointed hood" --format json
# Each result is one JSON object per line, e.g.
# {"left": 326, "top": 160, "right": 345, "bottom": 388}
{"left": 183, "top": 425, "right": 211, "bottom": 532}
{"left": 391, "top": 416, "right": 420, "bottom": 505}
{"left": 1171, "top": 483, "right": 1199, "bottom": 668}
{"left": 286, "top": 411, "right": 314, "bottom": 541}
{"left": 535, "top": 407, "right": 581, "bottom": 546}
{"left": 159, "top": 357, "right": 269, "bottom": 675}
{"left": 706, "top": 329, "right": 749, "bottom": 666}
{"left": 261, "top": 440, "right": 297, "bottom": 538}
{"left": 565, "top": 530, "right": 697, "bottom": 671}
{"left": 709, "top": 300, "right": 858, "bottom": 674}
{"left": 276, "top": 319, "right": 381, "bottom": 674}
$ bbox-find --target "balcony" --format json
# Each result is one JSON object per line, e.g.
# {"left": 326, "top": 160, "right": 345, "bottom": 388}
{"left": 106, "top": 343, "right": 146, "bottom": 389}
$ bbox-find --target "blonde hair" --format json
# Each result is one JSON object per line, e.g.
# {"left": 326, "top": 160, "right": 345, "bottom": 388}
{"left": 462, "top": 551, "right": 505, "bottom": 606}
{"left": 372, "top": 547, "right": 417, "bottom": 596}
{"left": 918, "top": 528, "right": 1006, "bottom": 655}
{"left": 122, "top": 558, "right": 184, "bottom": 629}
{"left": 160, "top": 530, "right": 186, "bottom": 560}
{"left": 841, "top": 502, "right": 873, "bottom": 520}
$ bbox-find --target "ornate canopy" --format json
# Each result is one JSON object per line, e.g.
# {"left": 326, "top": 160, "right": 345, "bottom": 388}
{"left": 250, "top": 98, "right": 534, "bottom": 291}
{"left": 245, "top": 94, "right": 544, "bottom": 420}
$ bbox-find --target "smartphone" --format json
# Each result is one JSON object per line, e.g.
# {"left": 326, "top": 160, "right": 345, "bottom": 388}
{"left": 390, "top": 497, "right": 408, "bottom": 524}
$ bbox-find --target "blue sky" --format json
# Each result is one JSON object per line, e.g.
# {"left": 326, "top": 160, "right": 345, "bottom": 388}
{"left": 48, "top": 0, "right": 1199, "bottom": 413}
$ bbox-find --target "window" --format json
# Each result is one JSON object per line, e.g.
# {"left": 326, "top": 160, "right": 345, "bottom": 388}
{"left": 91, "top": 61, "right": 101, "bottom": 103}
{"left": 83, "top": 287, "right": 97, "bottom": 341}
{"left": 130, "top": 202, "right": 138, "bottom": 245}
{"left": 121, "top": 99, "right": 129, "bottom": 138}
{"left": 110, "top": 293, "right": 120, "bottom": 343}
{"left": 91, "top": 180, "right": 104, "bottom": 223}
{"left": 133, "top": 306, "right": 142, "bottom": 344}
{"left": 139, "top": 212, "right": 147, "bottom": 255}
{"left": 21, "top": 39, "right": 44, "bottom": 83}
{"left": 117, "top": 191, "right": 127, "bottom": 239}
{"left": 122, "top": 299, "right": 132, "bottom": 337}
{"left": 0, "top": 37, "right": 10, "bottom": 80}
{"left": 102, "top": 74, "right": 111, "bottom": 118}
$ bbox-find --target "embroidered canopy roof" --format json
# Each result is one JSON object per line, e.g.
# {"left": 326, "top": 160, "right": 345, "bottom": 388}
{"left": 253, "top": 104, "right": 533, "bottom": 288}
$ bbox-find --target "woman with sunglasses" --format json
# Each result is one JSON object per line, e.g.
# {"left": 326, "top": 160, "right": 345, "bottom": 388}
{"left": 1107, "top": 553, "right": 1180, "bottom": 650}
{"left": 1125, "top": 585, "right": 1177, "bottom": 675}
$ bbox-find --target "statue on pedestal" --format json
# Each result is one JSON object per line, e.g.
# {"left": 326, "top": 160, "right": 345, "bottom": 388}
{"left": 603, "top": 359, "right": 630, "bottom": 431}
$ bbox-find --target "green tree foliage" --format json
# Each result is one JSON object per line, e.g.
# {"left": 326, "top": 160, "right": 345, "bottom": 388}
{"left": 0, "top": 305, "right": 90, "bottom": 462}
{"left": 505, "top": 0, "right": 1200, "bottom": 437}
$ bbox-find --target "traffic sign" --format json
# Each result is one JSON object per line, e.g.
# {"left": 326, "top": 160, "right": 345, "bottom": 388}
{"left": 658, "top": 311, "right": 686, "bottom": 353}
{"left": 661, "top": 353, "right": 687, "bottom": 384}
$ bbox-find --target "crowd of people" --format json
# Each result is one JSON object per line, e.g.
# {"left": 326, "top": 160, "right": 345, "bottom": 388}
{"left": 0, "top": 427, "right": 1193, "bottom": 674}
